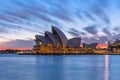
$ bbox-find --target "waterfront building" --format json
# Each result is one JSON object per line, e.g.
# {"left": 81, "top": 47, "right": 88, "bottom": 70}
{"left": 82, "top": 43, "right": 98, "bottom": 49}
{"left": 109, "top": 39, "right": 120, "bottom": 53}
{"left": 32, "top": 26, "right": 120, "bottom": 54}
{"left": 32, "top": 26, "right": 82, "bottom": 54}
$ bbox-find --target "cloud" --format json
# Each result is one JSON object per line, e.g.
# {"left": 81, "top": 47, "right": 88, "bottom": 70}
{"left": 76, "top": 10, "right": 86, "bottom": 21}
{"left": 70, "top": 28, "right": 80, "bottom": 33}
{"left": 82, "top": 37, "right": 99, "bottom": 43}
{"left": 0, "top": 0, "right": 119, "bottom": 48}
{"left": 102, "top": 27, "right": 112, "bottom": 37}
{"left": 83, "top": 11, "right": 96, "bottom": 21}
{"left": 83, "top": 25, "right": 98, "bottom": 35}
{"left": 13, "top": 0, "right": 74, "bottom": 22}
{"left": 82, "top": 35, "right": 109, "bottom": 43}
{"left": 0, "top": 27, "right": 9, "bottom": 34}
{"left": 90, "top": 4, "right": 110, "bottom": 24}
{"left": 0, "top": 14, "right": 16, "bottom": 23}
{"left": 1, "top": 0, "right": 70, "bottom": 30}
{"left": 67, "top": 28, "right": 87, "bottom": 36}
{"left": 113, "top": 33, "right": 120, "bottom": 40}
{"left": 67, "top": 31, "right": 80, "bottom": 36}
{"left": 0, "top": 21, "right": 38, "bottom": 34}
{"left": 113, "top": 26, "right": 120, "bottom": 31}
{"left": 80, "top": 32, "right": 86, "bottom": 35}
{"left": 99, "top": 36, "right": 109, "bottom": 43}
{"left": 98, "top": 0, "right": 109, "bottom": 7}
{"left": 0, "top": 39, "right": 34, "bottom": 48}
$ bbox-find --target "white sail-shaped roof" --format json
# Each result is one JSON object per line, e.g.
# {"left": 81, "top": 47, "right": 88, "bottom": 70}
{"left": 52, "top": 26, "right": 67, "bottom": 48}
{"left": 45, "top": 31, "right": 57, "bottom": 46}
{"left": 67, "top": 38, "right": 81, "bottom": 48}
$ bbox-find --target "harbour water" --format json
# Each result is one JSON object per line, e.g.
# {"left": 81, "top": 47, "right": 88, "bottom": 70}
{"left": 0, "top": 54, "right": 120, "bottom": 80}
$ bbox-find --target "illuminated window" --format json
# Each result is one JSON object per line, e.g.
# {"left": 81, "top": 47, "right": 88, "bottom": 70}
{"left": 39, "top": 41, "right": 43, "bottom": 46}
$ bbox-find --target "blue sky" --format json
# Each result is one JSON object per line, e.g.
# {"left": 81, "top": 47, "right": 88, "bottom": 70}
{"left": 0, "top": 0, "right": 120, "bottom": 48}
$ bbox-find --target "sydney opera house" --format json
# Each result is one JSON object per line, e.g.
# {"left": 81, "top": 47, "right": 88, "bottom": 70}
{"left": 31, "top": 26, "right": 120, "bottom": 55}
{"left": 32, "top": 26, "right": 98, "bottom": 54}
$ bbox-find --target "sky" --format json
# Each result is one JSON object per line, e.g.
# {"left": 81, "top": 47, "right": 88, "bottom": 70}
{"left": 0, "top": 0, "right": 120, "bottom": 49}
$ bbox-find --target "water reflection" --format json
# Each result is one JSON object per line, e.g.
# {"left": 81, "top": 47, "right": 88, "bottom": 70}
{"left": 2, "top": 54, "right": 120, "bottom": 80}
{"left": 34, "top": 55, "right": 105, "bottom": 80}
{"left": 104, "top": 55, "right": 109, "bottom": 80}
{"left": 34, "top": 56, "right": 65, "bottom": 80}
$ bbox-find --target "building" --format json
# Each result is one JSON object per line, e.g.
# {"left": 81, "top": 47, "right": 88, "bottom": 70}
{"left": 32, "top": 26, "right": 82, "bottom": 54}
{"left": 109, "top": 39, "right": 120, "bottom": 53}
{"left": 32, "top": 26, "right": 120, "bottom": 54}
{"left": 82, "top": 43, "right": 98, "bottom": 49}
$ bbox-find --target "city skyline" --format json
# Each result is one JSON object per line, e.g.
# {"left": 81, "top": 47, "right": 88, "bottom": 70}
{"left": 0, "top": 0, "right": 120, "bottom": 49}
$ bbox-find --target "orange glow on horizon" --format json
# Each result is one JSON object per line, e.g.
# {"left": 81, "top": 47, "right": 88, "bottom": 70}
{"left": 96, "top": 44, "right": 108, "bottom": 49}
{"left": 0, "top": 47, "right": 32, "bottom": 50}
{"left": 0, "top": 44, "right": 108, "bottom": 50}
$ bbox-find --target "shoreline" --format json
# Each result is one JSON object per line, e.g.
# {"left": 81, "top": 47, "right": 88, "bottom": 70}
{"left": 18, "top": 53, "right": 120, "bottom": 55}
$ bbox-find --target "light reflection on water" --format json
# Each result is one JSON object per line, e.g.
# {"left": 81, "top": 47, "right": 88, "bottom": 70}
{"left": 104, "top": 55, "right": 109, "bottom": 80}
{"left": 0, "top": 54, "right": 120, "bottom": 80}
